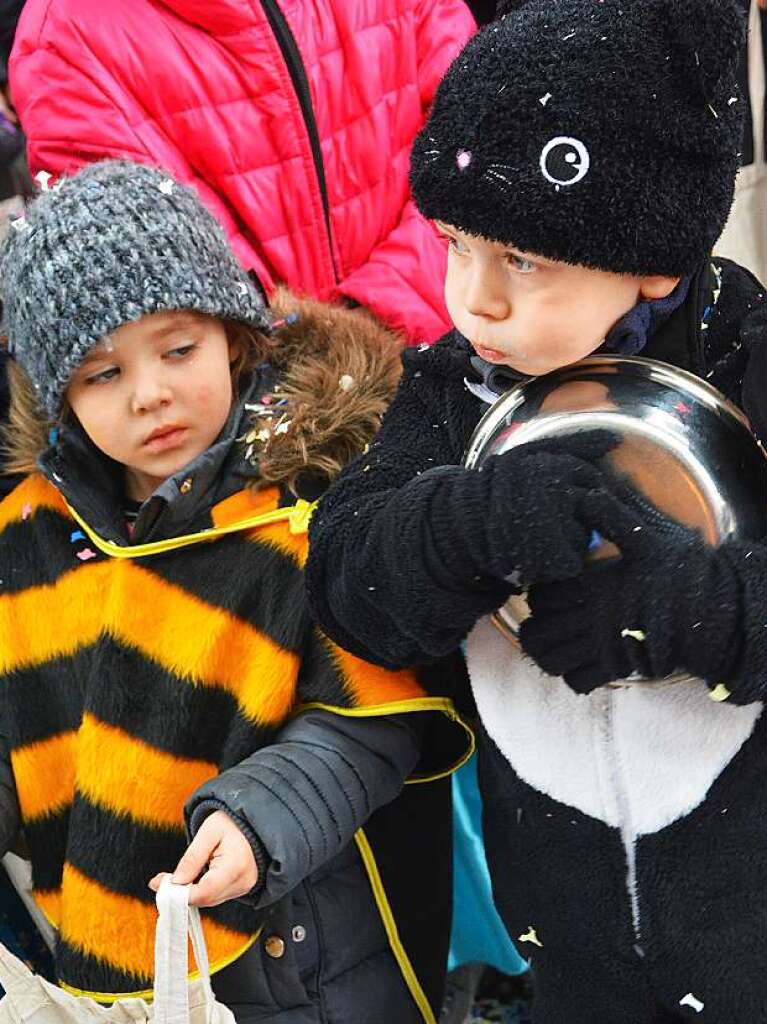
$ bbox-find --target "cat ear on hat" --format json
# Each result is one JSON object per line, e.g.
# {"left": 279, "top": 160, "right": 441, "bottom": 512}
{"left": 662, "top": 0, "right": 747, "bottom": 104}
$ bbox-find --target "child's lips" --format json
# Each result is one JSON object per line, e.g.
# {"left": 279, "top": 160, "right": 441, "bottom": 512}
{"left": 473, "top": 343, "right": 509, "bottom": 364}
{"left": 142, "top": 426, "right": 188, "bottom": 453}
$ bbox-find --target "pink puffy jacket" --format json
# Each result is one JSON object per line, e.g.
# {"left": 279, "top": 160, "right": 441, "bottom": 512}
{"left": 10, "top": 0, "right": 475, "bottom": 344}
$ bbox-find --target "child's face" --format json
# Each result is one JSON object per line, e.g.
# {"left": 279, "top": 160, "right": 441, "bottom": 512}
{"left": 437, "top": 223, "right": 679, "bottom": 376}
{"left": 66, "top": 311, "right": 238, "bottom": 502}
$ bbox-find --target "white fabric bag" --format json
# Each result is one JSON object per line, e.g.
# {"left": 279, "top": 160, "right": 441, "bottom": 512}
{"left": 0, "top": 878, "right": 236, "bottom": 1024}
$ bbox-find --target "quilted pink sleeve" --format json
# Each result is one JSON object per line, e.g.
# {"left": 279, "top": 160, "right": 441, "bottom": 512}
{"left": 335, "top": 201, "right": 451, "bottom": 345}
{"left": 414, "top": 0, "right": 477, "bottom": 108}
{"left": 334, "top": 0, "right": 474, "bottom": 344}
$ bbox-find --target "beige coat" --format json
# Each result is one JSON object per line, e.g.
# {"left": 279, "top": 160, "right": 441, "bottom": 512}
{"left": 717, "top": 0, "right": 767, "bottom": 283}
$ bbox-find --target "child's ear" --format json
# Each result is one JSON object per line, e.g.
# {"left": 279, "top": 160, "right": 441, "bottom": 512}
{"left": 227, "top": 336, "right": 244, "bottom": 364}
{"left": 638, "top": 276, "right": 681, "bottom": 301}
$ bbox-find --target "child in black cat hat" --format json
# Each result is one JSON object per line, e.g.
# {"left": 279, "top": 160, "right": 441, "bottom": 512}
{"left": 307, "top": 0, "right": 767, "bottom": 1020}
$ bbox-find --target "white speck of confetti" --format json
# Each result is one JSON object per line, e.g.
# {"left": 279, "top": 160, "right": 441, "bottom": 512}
{"left": 339, "top": 374, "right": 355, "bottom": 391}
{"left": 709, "top": 683, "right": 731, "bottom": 703}
{"left": 728, "top": 97, "right": 738, "bottom": 105}
{"left": 563, "top": 31, "right": 575, "bottom": 40}
{"left": 10, "top": 216, "right": 26, "bottom": 233}
{"left": 158, "top": 178, "right": 175, "bottom": 195}
{"left": 708, "top": 104, "right": 719, "bottom": 119}
{"left": 621, "top": 628, "right": 646, "bottom": 642}
{"left": 417, "top": 342, "right": 430, "bottom": 352}
{"left": 35, "top": 170, "right": 53, "bottom": 191}
{"left": 235, "top": 282, "right": 248, "bottom": 295}
{"left": 539, "top": 92, "right": 552, "bottom": 106}
{"left": 274, "top": 419, "right": 291, "bottom": 436}
{"left": 518, "top": 927, "right": 543, "bottom": 948}
{"left": 679, "top": 993, "right": 704, "bottom": 1013}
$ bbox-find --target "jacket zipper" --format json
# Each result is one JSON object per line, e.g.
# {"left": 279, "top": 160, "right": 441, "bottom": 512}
{"left": 259, "top": 0, "right": 339, "bottom": 283}
{"left": 599, "top": 690, "right": 644, "bottom": 957}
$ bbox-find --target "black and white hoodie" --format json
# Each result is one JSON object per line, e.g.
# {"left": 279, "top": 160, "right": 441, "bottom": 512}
{"left": 307, "top": 257, "right": 767, "bottom": 1023}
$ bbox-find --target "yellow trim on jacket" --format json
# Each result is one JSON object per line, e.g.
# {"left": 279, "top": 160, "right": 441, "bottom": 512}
{"left": 65, "top": 498, "right": 317, "bottom": 558}
{"left": 298, "top": 699, "right": 476, "bottom": 782}
{"left": 354, "top": 829, "right": 437, "bottom": 1024}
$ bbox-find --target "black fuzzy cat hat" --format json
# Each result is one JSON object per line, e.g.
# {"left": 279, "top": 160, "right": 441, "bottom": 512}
{"left": 410, "top": 0, "right": 746, "bottom": 276}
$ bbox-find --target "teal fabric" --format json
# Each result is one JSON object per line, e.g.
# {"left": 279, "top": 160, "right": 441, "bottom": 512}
{"left": 449, "top": 753, "right": 528, "bottom": 974}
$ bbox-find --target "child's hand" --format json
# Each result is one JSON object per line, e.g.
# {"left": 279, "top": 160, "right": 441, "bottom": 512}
{"left": 488, "top": 429, "right": 619, "bottom": 584}
{"left": 519, "top": 490, "right": 729, "bottom": 690}
{"left": 148, "top": 810, "right": 258, "bottom": 907}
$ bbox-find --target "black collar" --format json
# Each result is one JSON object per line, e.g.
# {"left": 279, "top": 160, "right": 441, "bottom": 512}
{"left": 38, "top": 381, "right": 261, "bottom": 545}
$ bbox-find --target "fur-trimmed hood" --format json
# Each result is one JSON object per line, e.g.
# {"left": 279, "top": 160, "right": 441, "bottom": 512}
{"left": 249, "top": 288, "right": 403, "bottom": 494}
{"left": 2, "top": 288, "right": 404, "bottom": 495}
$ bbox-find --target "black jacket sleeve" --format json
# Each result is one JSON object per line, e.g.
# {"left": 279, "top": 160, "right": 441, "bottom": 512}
{"left": 185, "top": 709, "right": 423, "bottom": 909}
{"left": 305, "top": 340, "right": 612, "bottom": 669}
{"left": 305, "top": 349, "right": 514, "bottom": 669}
{"left": 0, "top": 719, "right": 20, "bottom": 858}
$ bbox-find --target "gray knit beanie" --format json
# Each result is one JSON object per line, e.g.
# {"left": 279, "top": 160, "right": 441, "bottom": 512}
{"left": 0, "top": 160, "right": 271, "bottom": 418}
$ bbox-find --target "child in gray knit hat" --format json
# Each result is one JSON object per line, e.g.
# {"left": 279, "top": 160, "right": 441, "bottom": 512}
{"left": 0, "top": 160, "right": 469, "bottom": 1021}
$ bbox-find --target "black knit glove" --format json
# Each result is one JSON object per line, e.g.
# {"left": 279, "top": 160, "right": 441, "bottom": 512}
{"left": 431, "top": 430, "right": 618, "bottom": 587}
{"left": 519, "top": 491, "right": 744, "bottom": 693}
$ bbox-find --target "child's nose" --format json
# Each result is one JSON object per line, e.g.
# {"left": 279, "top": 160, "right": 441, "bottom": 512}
{"left": 464, "top": 268, "right": 510, "bottom": 321}
{"left": 130, "top": 373, "right": 173, "bottom": 414}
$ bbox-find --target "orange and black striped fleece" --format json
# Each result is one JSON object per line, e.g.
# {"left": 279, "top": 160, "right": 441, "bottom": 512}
{"left": 0, "top": 474, "right": 449, "bottom": 999}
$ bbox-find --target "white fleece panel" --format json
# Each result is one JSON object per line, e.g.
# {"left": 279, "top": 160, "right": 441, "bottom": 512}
{"left": 467, "top": 616, "right": 763, "bottom": 837}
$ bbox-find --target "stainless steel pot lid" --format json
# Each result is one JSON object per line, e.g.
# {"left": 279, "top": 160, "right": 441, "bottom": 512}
{"left": 463, "top": 354, "right": 767, "bottom": 684}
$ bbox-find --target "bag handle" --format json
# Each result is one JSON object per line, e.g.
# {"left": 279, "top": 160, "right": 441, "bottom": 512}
{"left": 154, "top": 878, "right": 215, "bottom": 1024}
